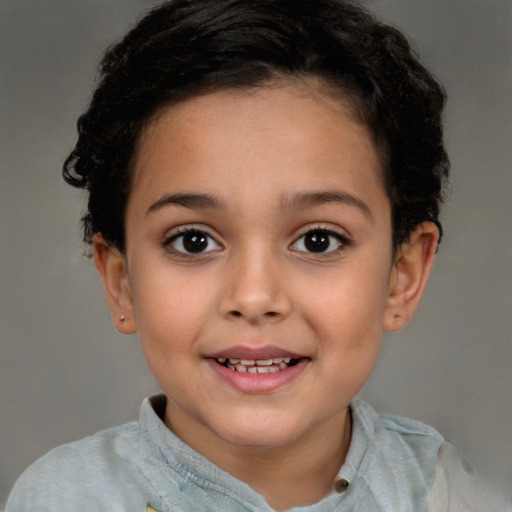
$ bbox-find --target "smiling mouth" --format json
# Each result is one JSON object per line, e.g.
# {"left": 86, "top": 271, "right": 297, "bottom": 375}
{"left": 215, "top": 357, "right": 300, "bottom": 373}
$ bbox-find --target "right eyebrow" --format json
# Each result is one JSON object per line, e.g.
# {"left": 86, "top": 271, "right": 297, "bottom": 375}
{"left": 145, "top": 193, "right": 222, "bottom": 216}
{"left": 282, "top": 190, "right": 373, "bottom": 221}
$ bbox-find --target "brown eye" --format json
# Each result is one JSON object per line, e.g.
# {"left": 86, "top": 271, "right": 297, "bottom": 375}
{"left": 291, "top": 229, "right": 348, "bottom": 254}
{"left": 167, "top": 229, "right": 220, "bottom": 254}
{"left": 182, "top": 232, "right": 208, "bottom": 252}
{"left": 304, "top": 231, "right": 330, "bottom": 252}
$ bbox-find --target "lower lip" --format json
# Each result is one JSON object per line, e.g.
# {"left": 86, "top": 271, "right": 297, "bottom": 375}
{"left": 206, "top": 358, "right": 309, "bottom": 394}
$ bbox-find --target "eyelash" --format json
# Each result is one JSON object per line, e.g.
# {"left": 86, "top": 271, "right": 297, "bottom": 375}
{"left": 290, "top": 227, "right": 350, "bottom": 256}
{"left": 162, "top": 226, "right": 350, "bottom": 258}
{"left": 163, "top": 227, "right": 222, "bottom": 257}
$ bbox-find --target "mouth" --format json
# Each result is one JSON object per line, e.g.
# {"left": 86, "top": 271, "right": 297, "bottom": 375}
{"left": 214, "top": 356, "right": 301, "bottom": 373}
{"left": 206, "top": 346, "right": 309, "bottom": 393}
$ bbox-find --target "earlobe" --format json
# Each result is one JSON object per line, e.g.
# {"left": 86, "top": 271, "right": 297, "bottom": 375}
{"left": 93, "top": 234, "right": 137, "bottom": 334}
{"left": 383, "top": 222, "right": 440, "bottom": 332}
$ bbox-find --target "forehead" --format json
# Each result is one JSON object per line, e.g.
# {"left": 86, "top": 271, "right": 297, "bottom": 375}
{"left": 129, "top": 81, "right": 387, "bottom": 217}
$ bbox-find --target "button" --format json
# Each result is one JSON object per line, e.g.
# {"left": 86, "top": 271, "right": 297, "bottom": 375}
{"left": 334, "top": 478, "right": 349, "bottom": 493}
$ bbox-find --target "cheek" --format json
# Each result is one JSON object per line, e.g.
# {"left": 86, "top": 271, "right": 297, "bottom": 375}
{"left": 303, "top": 264, "right": 391, "bottom": 335}
{"left": 301, "top": 263, "right": 389, "bottom": 383}
{"left": 311, "top": 291, "right": 383, "bottom": 396}
{"left": 129, "top": 263, "right": 215, "bottom": 353}
{"left": 130, "top": 272, "right": 214, "bottom": 395}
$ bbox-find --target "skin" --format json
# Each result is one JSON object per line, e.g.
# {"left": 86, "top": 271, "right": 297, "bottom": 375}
{"left": 94, "top": 81, "right": 439, "bottom": 510}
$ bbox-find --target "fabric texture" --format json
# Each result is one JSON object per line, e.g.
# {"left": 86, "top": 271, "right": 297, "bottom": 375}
{"left": 7, "top": 395, "right": 510, "bottom": 512}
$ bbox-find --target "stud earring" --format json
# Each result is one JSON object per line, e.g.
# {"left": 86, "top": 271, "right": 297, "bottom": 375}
{"left": 120, "top": 315, "right": 125, "bottom": 322}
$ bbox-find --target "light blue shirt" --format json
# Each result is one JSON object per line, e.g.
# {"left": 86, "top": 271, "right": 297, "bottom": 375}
{"left": 6, "top": 395, "right": 510, "bottom": 511}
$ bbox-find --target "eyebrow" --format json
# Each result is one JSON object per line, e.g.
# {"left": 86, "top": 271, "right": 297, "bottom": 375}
{"left": 282, "top": 190, "right": 373, "bottom": 220}
{"left": 145, "top": 190, "right": 373, "bottom": 219}
{"left": 146, "top": 193, "right": 222, "bottom": 216}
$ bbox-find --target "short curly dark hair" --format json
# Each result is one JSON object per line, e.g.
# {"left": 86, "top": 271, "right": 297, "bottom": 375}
{"left": 63, "top": 0, "right": 449, "bottom": 252}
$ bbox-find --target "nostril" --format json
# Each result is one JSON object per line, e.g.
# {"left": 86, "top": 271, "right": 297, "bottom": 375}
{"left": 228, "top": 310, "right": 280, "bottom": 319}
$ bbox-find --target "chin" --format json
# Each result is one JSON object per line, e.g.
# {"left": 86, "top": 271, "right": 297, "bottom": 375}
{"left": 212, "top": 416, "right": 311, "bottom": 450}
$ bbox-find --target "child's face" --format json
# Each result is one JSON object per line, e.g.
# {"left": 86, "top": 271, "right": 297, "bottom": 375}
{"left": 122, "top": 82, "right": 396, "bottom": 449}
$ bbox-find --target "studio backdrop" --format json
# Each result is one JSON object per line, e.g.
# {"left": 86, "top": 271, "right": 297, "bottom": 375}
{"left": 1, "top": 0, "right": 510, "bottom": 506}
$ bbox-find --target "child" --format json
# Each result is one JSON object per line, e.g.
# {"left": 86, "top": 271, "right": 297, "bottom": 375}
{"left": 6, "top": 0, "right": 510, "bottom": 510}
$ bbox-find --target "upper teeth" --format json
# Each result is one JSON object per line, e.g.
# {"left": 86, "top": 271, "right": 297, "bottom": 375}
{"left": 217, "top": 356, "right": 294, "bottom": 373}
{"left": 224, "top": 357, "right": 291, "bottom": 366}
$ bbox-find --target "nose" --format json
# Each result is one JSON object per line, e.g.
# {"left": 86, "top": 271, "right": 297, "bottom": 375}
{"left": 219, "top": 248, "right": 291, "bottom": 324}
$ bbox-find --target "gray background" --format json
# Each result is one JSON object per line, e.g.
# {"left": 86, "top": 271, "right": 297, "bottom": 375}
{"left": 1, "top": 0, "right": 510, "bottom": 506}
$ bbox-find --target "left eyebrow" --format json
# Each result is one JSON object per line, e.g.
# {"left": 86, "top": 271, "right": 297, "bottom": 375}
{"left": 282, "top": 190, "right": 373, "bottom": 221}
{"left": 145, "top": 193, "right": 223, "bottom": 216}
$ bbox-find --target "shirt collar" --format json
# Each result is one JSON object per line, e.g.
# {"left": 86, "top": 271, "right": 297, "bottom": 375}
{"left": 138, "top": 395, "right": 376, "bottom": 507}
{"left": 335, "top": 397, "right": 377, "bottom": 487}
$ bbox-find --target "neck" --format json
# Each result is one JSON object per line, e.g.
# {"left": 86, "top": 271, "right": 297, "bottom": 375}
{"left": 166, "top": 407, "right": 352, "bottom": 511}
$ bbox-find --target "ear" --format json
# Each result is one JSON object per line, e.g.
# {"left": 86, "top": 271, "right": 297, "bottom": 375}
{"left": 383, "top": 222, "right": 440, "bottom": 332}
{"left": 93, "top": 234, "right": 137, "bottom": 334}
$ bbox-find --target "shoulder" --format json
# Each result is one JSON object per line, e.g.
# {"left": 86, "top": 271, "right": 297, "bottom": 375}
{"left": 350, "top": 400, "right": 511, "bottom": 512}
{"left": 352, "top": 398, "right": 444, "bottom": 465}
{"left": 427, "top": 441, "right": 512, "bottom": 512}
{"left": 348, "top": 399, "right": 443, "bottom": 510}
{"left": 6, "top": 422, "right": 151, "bottom": 511}
{"left": 373, "top": 403, "right": 443, "bottom": 440}
{"left": 375, "top": 407, "right": 445, "bottom": 462}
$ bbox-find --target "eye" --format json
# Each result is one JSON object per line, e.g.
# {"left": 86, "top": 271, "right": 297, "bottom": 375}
{"left": 291, "top": 228, "right": 348, "bottom": 254}
{"left": 165, "top": 229, "right": 221, "bottom": 254}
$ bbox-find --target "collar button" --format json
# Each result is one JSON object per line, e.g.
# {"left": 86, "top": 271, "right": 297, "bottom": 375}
{"left": 334, "top": 478, "right": 349, "bottom": 493}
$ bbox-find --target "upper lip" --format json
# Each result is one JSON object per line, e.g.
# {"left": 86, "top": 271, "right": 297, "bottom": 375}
{"left": 206, "top": 344, "right": 305, "bottom": 360}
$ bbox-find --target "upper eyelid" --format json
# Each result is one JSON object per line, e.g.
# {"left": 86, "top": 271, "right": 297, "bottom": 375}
{"left": 162, "top": 225, "right": 223, "bottom": 249}
{"left": 164, "top": 224, "right": 219, "bottom": 240}
{"left": 292, "top": 224, "right": 350, "bottom": 240}
{"left": 293, "top": 229, "right": 348, "bottom": 244}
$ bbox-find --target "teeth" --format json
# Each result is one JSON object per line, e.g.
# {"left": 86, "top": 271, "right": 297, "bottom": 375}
{"left": 256, "top": 359, "right": 273, "bottom": 366}
{"left": 219, "top": 356, "right": 297, "bottom": 373}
